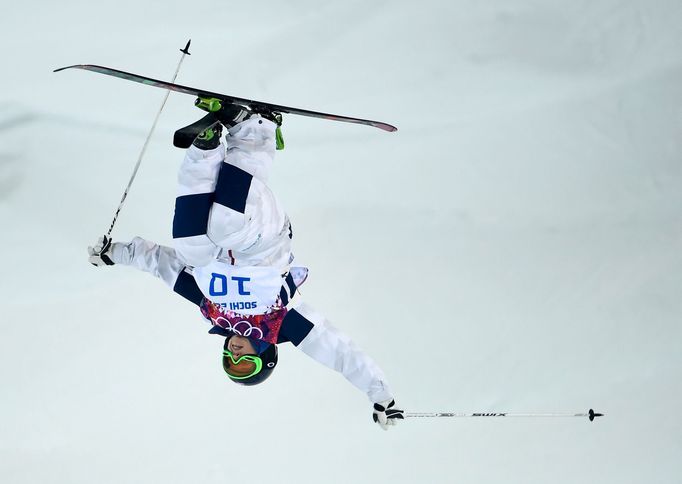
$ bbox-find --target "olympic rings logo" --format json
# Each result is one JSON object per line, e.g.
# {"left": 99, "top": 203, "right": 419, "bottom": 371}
{"left": 214, "top": 316, "right": 264, "bottom": 339}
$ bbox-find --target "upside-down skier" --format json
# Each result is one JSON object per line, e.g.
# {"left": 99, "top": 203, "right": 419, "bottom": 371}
{"left": 88, "top": 100, "right": 403, "bottom": 429}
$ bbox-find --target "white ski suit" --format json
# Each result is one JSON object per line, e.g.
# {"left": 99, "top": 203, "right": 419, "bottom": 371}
{"left": 108, "top": 115, "right": 393, "bottom": 403}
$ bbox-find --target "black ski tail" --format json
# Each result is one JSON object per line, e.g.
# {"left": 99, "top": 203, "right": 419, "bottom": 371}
{"left": 173, "top": 112, "right": 218, "bottom": 148}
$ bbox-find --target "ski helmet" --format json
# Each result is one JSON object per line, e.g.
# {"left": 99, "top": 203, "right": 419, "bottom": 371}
{"left": 222, "top": 335, "right": 278, "bottom": 386}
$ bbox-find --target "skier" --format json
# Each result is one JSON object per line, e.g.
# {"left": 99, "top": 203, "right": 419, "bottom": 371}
{"left": 88, "top": 100, "right": 403, "bottom": 429}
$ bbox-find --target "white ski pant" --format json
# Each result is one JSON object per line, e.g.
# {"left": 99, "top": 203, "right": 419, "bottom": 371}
{"left": 172, "top": 116, "right": 290, "bottom": 268}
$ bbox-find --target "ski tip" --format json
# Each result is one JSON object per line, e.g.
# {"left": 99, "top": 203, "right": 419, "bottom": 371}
{"left": 53, "top": 64, "right": 97, "bottom": 73}
{"left": 181, "top": 39, "right": 191, "bottom": 55}
{"left": 53, "top": 65, "right": 77, "bottom": 73}
{"left": 588, "top": 409, "right": 604, "bottom": 421}
{"left": 375, "top": 122, "right": 398, "bottom": 132}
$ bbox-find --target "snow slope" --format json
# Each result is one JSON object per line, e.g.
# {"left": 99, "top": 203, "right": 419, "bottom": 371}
{"left": 1, "top": 1, "right": 681, "bottom": 483}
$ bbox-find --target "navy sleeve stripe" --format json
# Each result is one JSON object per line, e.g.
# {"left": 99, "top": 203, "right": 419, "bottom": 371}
{"left": 173, "top": 269, "right": 204, "bottom": 306}
{"left": 278, "top": 309, "right": 314, "bottom": 346}
{"left": 279, "top": 286, "right": 289, "bottom": 307}
{"left": 285, "top": 273, "right": 297, "bottom": 296}
{"left": 214, "top": 163, "right": 252, "bottom": 213}
{"left": 173, "top": 193, "right": 213, "bottom": 238}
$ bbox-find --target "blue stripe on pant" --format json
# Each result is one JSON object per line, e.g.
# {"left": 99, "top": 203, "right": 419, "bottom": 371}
{"left": 214, "top": 163, "right": 252, "bottom": 213}
{"left": 173, "top": 162, "right": 253, "bottom": 243}
{"left": 173, "top": 192, "right": 214, "bottom": 238}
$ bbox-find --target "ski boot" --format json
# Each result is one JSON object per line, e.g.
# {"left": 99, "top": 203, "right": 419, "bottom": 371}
{"left": 195, "top": 97, "right": 284, "bottom": 150}
{"left": 192, "top": 98, "right": 250, "bottom": 149}
{"left": 192, "top": 122, "right": 223, "bottom": 150}
{"left": 195, "top": 97, "right": 250, "bottom": 128}
{"left": 252, "top": 107, "right": 284, "bottom": 150}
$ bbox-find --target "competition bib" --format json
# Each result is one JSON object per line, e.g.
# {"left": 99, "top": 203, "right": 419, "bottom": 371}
{"left": 193, "top": 261, "right": 285, "bottom": 315}
{"left": 193, "top": 262, "right": 308, "bottom": 344}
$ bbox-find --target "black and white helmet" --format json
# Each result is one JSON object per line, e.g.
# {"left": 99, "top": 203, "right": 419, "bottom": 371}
{"left": 222, "top": 335, "right": 278, "bottom": 386}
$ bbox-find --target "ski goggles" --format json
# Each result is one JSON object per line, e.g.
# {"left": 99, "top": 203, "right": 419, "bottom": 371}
{"left": 222, "top": 349, "right": 263, "bottom": 380}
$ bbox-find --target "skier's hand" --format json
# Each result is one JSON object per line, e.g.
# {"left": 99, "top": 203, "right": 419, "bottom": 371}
{"left": 372, "top": 399, "right": 404, "bottom": 430}
{"left": 88, "top": 235, "right": 115, "bottom": 266}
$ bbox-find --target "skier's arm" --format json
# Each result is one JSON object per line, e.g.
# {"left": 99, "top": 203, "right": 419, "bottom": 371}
{"left": 108, "top": 237, "right": 185, "bottom": 287}
{"left": 280, "top": 303, "right": 394, "bottom": 404}
{"left": 106, "top": 236, "right": 204, "bottom": 306}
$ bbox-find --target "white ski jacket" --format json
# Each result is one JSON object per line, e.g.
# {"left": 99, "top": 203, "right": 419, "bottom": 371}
{"left": 109, "top": 237, "right": 393, "bottom": 403}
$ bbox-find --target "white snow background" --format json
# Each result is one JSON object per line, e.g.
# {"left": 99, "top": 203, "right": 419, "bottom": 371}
{"left": 1, "top": 1, "right": 681, "bottom": 483}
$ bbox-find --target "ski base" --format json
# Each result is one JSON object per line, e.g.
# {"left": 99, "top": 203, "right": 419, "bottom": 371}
{"left": 54, "top": 64, "right": 398, "bottom": 144}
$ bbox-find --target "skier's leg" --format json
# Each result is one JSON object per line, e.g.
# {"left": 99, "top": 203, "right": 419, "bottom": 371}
{"left": 206, "top": 116, "right": 279, "bottom": 247}
{"left": 172, "top": 141, "right": 224, "bottom": 267}
{"left": 223, "top": 115, "right": 278, "bottom": 183}
{"left": 173, "top": 112, "right": 280, "bottom": 266}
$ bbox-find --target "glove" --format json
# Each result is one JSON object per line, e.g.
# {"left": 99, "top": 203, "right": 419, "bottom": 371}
{"left": 88, "top": 235, "right": 115, "bottom": 266}
{"left": 372, "top": 399, "right": 404, "bottom": 430}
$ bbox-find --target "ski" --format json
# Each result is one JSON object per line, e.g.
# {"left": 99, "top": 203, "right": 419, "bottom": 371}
{"left": 53, "top": 64, "right": 397, "bottom": 147}
{"left": 173, "top": 112, "right": 219, "bottom": 148}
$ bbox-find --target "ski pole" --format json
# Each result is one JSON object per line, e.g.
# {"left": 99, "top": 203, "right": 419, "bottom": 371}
{"left": 105, "top": 39, "right": 192, "bottom": 237}
{"left": 404, "top": 408, "right": 604, "bottom": 421}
